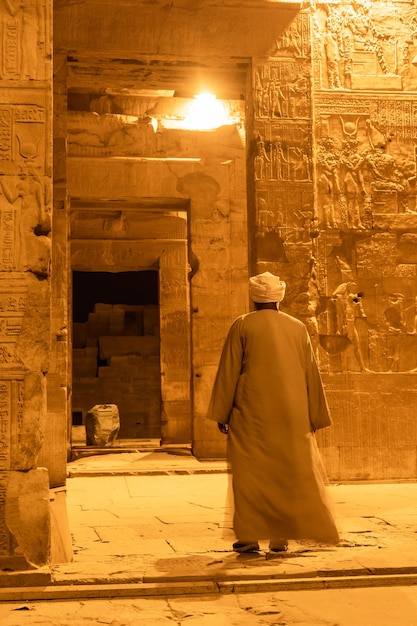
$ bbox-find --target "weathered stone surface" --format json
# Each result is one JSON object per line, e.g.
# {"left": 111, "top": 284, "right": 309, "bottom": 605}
{"left": 85, "top": 404, "right": 120, "bottom": 447}
{"left": 99, "top": 336, "right": 159, "bottom": 360}
{"left": 15, "top": 274, "right": 51, "bottom": 374}
{"left": 12, "top": 372, "right": 46, "bottom": 471}
{"left": 72, "top": 347, "right": 98, "bottom": 378}
{"left": 50, "top": 487, "right": 73, "bottom": 565}
{"left": 5, "top": 469, "right": 51, "bottom": 567}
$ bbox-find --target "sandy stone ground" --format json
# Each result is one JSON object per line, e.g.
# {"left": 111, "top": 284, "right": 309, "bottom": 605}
{"left": 1, "top": 586, "right": 417, "bottom": 625}
{"left": 1, "top": 451, "right": 417, "bottom": 625}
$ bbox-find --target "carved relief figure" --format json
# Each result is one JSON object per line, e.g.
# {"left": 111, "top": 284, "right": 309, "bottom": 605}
{"left": 290, "top": 146, "right": 311, "bottom": 181}
{"left": 323, "top": 5, "right": 344, "bottom": 89}
{"left": 257, "top": 196, "right": 276, "bottom": 235}
{"left": 275, "top": 20, "right": 303, "bottom": 57}
{"left": 271, "top": 79, "right": 286, "bottom": 118}
{"left": 339, "top": 139, "right": 365, "bottom": 228}
{"left": 384, "top": 293, "right": 406, "bottom": 372}
{"left": 318, "top": 0, "right": 400, "bottom": 90}
{"left": 316, "top": 112, "right": 417, "bottom": 224}
{"left": 254, "top": 63, "right": 311, "bottom": 119}
{"left": 291, "top": 290, "right": 321, "bottom": 361}
{"left": 2, "top": 0, "right": 45, "bottom": 80}
{"left": 254, "top": 136, "right": 270, "bottom": 180}
{"left": 332, "top": 280, "right": 369, "bottom": 371}
{"left": 90, "top": 95, "right": 115, "bottom": 115}
{"left": 361, "top": 120, "right": 408, "bottom": 212}
{"left": 317, "top": 136, "right": 341, "bottom": 226}
{"left": 0, "top": 163, "right": 50, "bottom": 273}
{"left": 344, "top": 0, "right": 394, "bottom": 75}
{"left": 270, "top": 142, "right": 286, "bottom": 180}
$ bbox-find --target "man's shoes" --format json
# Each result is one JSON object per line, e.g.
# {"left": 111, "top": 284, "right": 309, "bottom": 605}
{"left": 233, "top": 541, "right": 260, "bottom": 553}
{"left": 269, "top": 541, "right": 288, "bottom": 553}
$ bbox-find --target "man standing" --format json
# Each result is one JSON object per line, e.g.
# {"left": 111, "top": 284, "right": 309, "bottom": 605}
{"left": 207, "top": 271, "right": 339, "bottom": 553}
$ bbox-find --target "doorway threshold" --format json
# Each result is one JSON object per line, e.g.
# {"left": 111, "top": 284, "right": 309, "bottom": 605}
{"left": 71, "top": 439, "right": 192, "bottom": 461}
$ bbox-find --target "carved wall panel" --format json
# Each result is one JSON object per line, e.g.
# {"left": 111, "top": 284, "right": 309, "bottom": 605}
{"left": 310, "top": 2, "right": 417, "bottom": 478}
{"left": 313, "top": 0, "right": 417, "bottom": 93}
{"left": 0, "top": 0, "right": 52, "bottom": 565}
{"left": 249, "top": 2, "right": 417, "bottom": 478}
{"left": 251, "top": 10, "right": 316, "bottom": 317}
{"left": 42, "top": 1, "right": 417, "bottom": 495}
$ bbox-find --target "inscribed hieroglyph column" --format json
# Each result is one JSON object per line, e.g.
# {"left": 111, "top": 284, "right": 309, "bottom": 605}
{"left": 0, "top": 0, "right": 53, "bottom": 567}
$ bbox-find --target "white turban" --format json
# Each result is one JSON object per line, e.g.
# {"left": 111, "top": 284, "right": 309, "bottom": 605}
{"left": 249, "top": 271, "right": 286, "bottom": 303}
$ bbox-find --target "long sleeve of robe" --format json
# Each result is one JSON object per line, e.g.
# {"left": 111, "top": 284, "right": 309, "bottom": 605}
{"left": 207, "top": 309, "right": 339, "bottom": 545}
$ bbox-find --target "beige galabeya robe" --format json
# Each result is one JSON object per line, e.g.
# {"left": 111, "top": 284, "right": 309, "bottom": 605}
{"left": 207, "top": 309, "right": 340, "bottom": 545}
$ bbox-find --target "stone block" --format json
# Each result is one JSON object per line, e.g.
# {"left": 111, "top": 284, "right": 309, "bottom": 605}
{"left": 94, "top": 303, "right": 112, "bottom": 312}
{"left": 72, "top": 425, "right": 87, "bottom": 445}
{"left": 5, "top": 468, "right": 51, "bottom": 567}
{"left": 73, "top": 347, "right": 98, "bottom": 378}
{"left": 143, "top": 305, "right": 159, "bottom": 336}
{"left": 87, "top": 312, "right": 110, "bottom": 338}
{"left": 85, "top": 404, "right": 120, "bottom": 447}
{"left": 99, "top": 336, "right": 159, "bottom": 359}
{"left": 39, "top": 375, "right": 68, "bottom": 488}
{"left": 73, "top": 323, "right": 88, "bottom": 348}
{"left": 109, "top": 310, "right": 125, "bottom": 334}
{"left": 15, "top": 275, "right": 50, "bottom": 373}
{"left": 98, "top": 355, "right": 160, "bottom": 379}
{"left": 116, "top": 306, "right": 144, "bottom": 335}
{"left": 50, "top": 487, "right": 73, "bottom": 564}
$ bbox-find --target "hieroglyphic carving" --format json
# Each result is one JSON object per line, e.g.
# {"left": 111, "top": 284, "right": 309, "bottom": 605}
{"left": 254, "top": 60, "right": 312, "bottom": 120}
{"left": 0, "top": 470, "right": 12, "bottom": 555}
{"left": 0, "top": 168, "right": 50, "bottom": 274}
{"left": 255, "top": 183, "right": 315, "bottom": 240}
{"left": 0, "top": 102, "right": 49, "bottom": 274}
{"left": 0, "top": 107, "right": 13, "bottom": 161}
{"left": 253, "top": 49, "right": 317, "bottom": 341}
{"left": 0, "top": 379, "right": 24, "bottom": 555}
{"left": 0, "top": 382, "right": 10, "bottom": 469}
{"left": 252, "top": 11, "right": 417, "bottom": 379}
{"left": 0, "top": 277, "right": 26, "bottom": 371}
{"left": 314, "top": 104, "right": 417, "bottom": 227}
{"left": 0, "top": 206, "right": 16, "bottom": 269}
{"left": 314, "top": 1, "right": 403, "bottom": 91}
{"left": 274, "top": 11, "right": 310, "bottom": 59}
{"left": 315, "top": 232, "right": 417, "bottom": 372}
{"left": 254, "top": 121, "right": 313, "bottom": 183}
{"left": 1, "top": 0, "right": 46, "bottom": 81}
{"left": 67, "top": 111, "right": 156, "bottom": 157}
{"left": 372, "top": 99, "right": 417, "bottom": 141}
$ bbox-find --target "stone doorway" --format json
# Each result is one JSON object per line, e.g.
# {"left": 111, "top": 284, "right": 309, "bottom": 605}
{"left": 70, "top": 202, "right": 192, "bottom": 451}
{"left": 72, "top": 270, "right": 161, "bottom": 442}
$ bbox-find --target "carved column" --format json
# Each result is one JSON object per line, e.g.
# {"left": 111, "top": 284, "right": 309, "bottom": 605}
{"left": 250, "top": 10, "right": 316, "bottom": 320}
{"left": 0, "top": 0, "right": 53, "bottom": 567}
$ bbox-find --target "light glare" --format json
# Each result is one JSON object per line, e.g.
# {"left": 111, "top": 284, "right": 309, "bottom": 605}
{"left": 184, "top": 93, "right": 232, "bottom": 130}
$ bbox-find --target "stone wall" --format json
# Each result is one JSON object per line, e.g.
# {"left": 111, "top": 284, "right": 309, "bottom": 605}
{"left": 8, "top": 0, "right": 417, "bottom": 572}
{"left": 54, "top": 1, "right": 417, "bottom": 478}
{"left": 250, "top": 4, "right": 417, "bottom": 479}
{"left": 0, "top": 0, "right": 54, "bottom": 566}
{"left": 67, "top": 118, "right": 248, "bottom": 451}
{"left": 72, "top": 303, "right": 161, "bottom": 440}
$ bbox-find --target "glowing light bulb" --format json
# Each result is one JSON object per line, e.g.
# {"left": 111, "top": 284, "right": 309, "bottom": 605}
{"left": 185, "top": 93, "right": 230, "bottom": 130}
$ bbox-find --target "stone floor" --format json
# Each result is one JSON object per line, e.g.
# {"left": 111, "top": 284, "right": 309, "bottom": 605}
{"left": 1, "top": 450, "right": 417, "bottom": 601}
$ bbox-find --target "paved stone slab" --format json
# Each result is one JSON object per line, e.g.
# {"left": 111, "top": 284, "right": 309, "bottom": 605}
{"left": 3, "top": 454, "right": 417, "bottom": 597}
